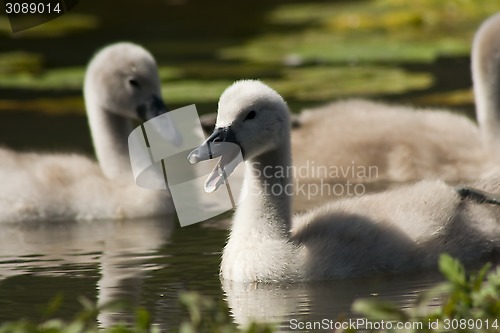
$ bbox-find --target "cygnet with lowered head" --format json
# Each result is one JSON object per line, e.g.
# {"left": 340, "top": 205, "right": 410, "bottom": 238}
{"left": 0, "top": 42, "right": 178, "bottom": 223}
{"left": 189, "top": 80, "right": 500, "bottom": 283}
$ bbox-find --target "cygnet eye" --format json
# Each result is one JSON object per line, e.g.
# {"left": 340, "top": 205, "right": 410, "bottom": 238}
{"left": 129, "top": 79, "right": 140, "bottom": 89}
{"left": 244, "top": 110, "right": 256, "bottom": 121}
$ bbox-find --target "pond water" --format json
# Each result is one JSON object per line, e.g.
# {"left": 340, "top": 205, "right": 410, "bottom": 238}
{"left": 1, "top": 0, "right": 499, "bottom": 331}
{"left": 0, "top": 216, "right": 447, "bottom": 331}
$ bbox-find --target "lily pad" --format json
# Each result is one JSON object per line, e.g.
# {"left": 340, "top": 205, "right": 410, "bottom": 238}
{"left": 269, "top": 66, "right": 433, "bottom": 101}
{"left": 0, "top": 97, "right": 84, "bottom": 115}
{"left": 0, "top": 65, "right": 183, "bottom": 91}
{"left": 175, "top": 62, "right": 280, "bottom": 80}
{"left": 0, "top": 67, "right": 84, "bottom": 90}
{"left": 162, "top": 79, "right": 234, "bottom": 104}
{"left": 411, "top": 88, "right": 474, "bottom": 106}
{"left": 220, "top": 0, "right": 500, "bottom": 64}
{"left": 0, "top": 52, "right": 44, "bottom": 75}
{"left": 220, "top": 31, "right": 469, "bottom": 63}
{"left": 158, "top": 66, "right": 185, "bottom": 81}
{"left": 162, "top": 66, "right": 432, "bottom": 104}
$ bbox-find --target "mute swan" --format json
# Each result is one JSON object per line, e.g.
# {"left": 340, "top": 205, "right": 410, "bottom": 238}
{"left": 198, "top": 13, "right": 500, "bottom": 183}
{"left": 189, "top": 80, "right": 500, "bottom": 282}
{"left": 292, "top": 12, "right": 500, "bottom": 183}
{"left": 291, "top": 99, "right": 490, "bottom": 183}
{"left": 294, "top": 12, "right": 500, "bottom": 183}
{"left": 0, "top": 43, "right": 176, "bottom": 222}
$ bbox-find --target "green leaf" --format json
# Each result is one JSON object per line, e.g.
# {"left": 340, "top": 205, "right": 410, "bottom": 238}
{"left": 472, "top": 262, "right": 492, "bottom": 291}
{"left": 134, "top": 308, "right": 151, "bottom": 331}
{"left": 42, "top": 293, "right": 64, "bottom": 319}
{"left": 439, "top": 253, "right": 466, "bottom": 286}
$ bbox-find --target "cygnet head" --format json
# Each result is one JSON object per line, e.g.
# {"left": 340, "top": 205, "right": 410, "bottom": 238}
{"left": 84, "top": 42, "right": 167, "bottom": 121}
{"left": 207, "top": 80, "right": 290, "bottom": 160}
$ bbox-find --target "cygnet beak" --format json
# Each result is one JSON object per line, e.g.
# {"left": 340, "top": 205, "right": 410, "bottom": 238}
{"left": 188, "top": 126, "right": 239, "bottom": 163}
{"left": 136, "top": 94, "right": 169, "bottom": 120}
{"left": 188, "top": 126, "right": 242, "bottom": 193}
{"left": 138, "top": 95, "right": 183, "bottom": 147}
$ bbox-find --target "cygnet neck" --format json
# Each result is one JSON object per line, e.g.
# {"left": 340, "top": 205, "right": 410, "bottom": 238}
{"left": 86, "top": 100, "right": 133, "bottom": 181}
{"left": 235, "top": 132, "right": 293, "bottom": 239}
{"left": 473, "top": 17, "right": 500, "bottom": 159}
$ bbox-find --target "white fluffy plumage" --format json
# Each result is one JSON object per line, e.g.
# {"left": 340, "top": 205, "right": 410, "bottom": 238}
{"left": 0, "top": 43, "right": 173, "bottom": 223}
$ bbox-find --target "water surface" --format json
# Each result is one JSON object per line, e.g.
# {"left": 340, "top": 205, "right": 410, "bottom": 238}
{"left": 0, "top": 216, "right": 448, "bottom": 332}
{"left": 0, "top": 0, "right": 498, "bottom": 330}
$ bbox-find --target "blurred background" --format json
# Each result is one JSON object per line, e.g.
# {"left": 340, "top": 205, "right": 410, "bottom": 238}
{"left": 1, "top": 0, "right": 500, "bottom": 153}
{"left": 1, "top": 0, "right": 500, "bottom": 329}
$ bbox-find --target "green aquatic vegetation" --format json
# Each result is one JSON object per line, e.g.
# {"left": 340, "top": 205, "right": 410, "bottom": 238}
{"left": 0, "top": 292, "right": 274, "bottom": 333}
{"left": 0, "top": 52, "right": 44, "bottom": 75}
{"left": 0, "top": 255, "right": 499, "bottom": 332}
{"left": 0, "top": 0, "right": 488, "bottom": 111}
{"left": 269, "top": 66, "right": 433, "bottom": 101}
{"left": 0, "top": 65, "right": 182, "bottom": 91}
{"left": 412, "top": 89, "right": 474, "bottom": 107}
{"left": 322, "top": 0, "right": 500, "bottom": 33}
{"left": 162, "top": 79, "right": 235, "bottom": 104}
{"left": 0, "top": 97, "right": 84, "bottom": 115}
{"left": 162, "top": 65, "right": 432, "bottom": 104}
{"left": 353, "top": 254, "right": 500, "bottom": 332}
{"left": 176, "top": 62, "right": 280, "bottom": 81}
{"left": 0, "top": 67, "right": 84, "bottom": 90}
{"left": 220, "top": 0, "right": 500, "bottom": 64}
{"left": 0, "top": 65, "right": 432, "bottom": 113}
{"left": 158, "top": 66, "right": 185, "bottom": 82}
{"left": 0, "top": 296, "right": 159, "bottom": 333}
{"left": 161, "top": 65, "right": 432, "bottom": 104}
{"left": 219, "top": 30, "right": 468, "bottom": 64}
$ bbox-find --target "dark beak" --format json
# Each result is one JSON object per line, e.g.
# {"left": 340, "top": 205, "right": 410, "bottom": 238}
{"left": 188, "top": 126, "right": 243, "bottom": 193}
{"left": 205, "top": 126, "right": 238, "bottom": 145}
{"left": 136, "top": 95, "right": 169, "bottom": 121}
{"left": 136, "top": 95, "right": 183, "bottom": 146}
{"left": 188, "top": 126, "right": 239, "bottom": 163}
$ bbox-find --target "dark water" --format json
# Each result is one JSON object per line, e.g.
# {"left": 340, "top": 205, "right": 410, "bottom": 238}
{"left": 0, "top": 218, "right": 223, "bottom": 326}
{"left": 0, "top": 0, "right": 491, "bottom": 331}
{"left": 0, "top": 217, "right": 446, "bottom": 331}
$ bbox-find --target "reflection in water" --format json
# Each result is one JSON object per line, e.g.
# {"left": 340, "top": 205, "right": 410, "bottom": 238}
{"left": 95, "top": 218, "right": 174, "bottom": 327}
{"left": 222, "top": 280, "right": 301, "bottom": 328}
{"left": 222, "top": 271, "right": 444, "bottom": 331}
{"left": 0, "top": 217, "right": 174, "bottom": 327}
{"left": 0, "top": 206, "right": 454, "bottom": 330}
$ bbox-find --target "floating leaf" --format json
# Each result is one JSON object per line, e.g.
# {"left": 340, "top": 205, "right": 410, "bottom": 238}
{"left": 162, "top": 79, "right": 234, "bottom": 104}
{"left": 0, "top": 52, "right": 44, "bottom": 75}
{"left": 221, "top": 0, "right": 500, "bottom": 64}
{"left": 0, "top": 67, "right": 84, "bottom": 90}
{"left": 269, "top": 65, "right": 433, "bottom": 101}
{"left": 0, "top": 97, "right": 84, "bottom": 115}
{"left": 412, "top": 89, "right": 474, "bottom": 107}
